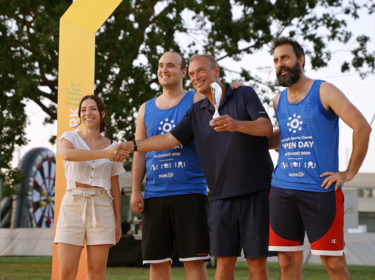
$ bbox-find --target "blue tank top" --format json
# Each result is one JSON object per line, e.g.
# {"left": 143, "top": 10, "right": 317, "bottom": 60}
{"left": 143, "top": 91, "right": 207, "bottom": 198}
{"left": 272, "top": 80, "right": 340, "bottom": 192}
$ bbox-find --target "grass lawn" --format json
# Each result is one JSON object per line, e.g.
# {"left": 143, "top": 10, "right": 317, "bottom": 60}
{"left": 0, "top": 257, "right": 375, "bottom": 279}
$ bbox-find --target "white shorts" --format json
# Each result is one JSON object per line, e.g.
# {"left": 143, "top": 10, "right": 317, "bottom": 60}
{"left": 54, "top": 188, "right": 116, "bottom": 246}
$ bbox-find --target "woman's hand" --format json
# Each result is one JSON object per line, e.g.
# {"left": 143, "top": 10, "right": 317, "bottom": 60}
{"left": 115, "top": 222, "right": 122, "bottom": 243}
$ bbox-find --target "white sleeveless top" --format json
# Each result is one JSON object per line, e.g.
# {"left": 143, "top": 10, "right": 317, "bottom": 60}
{"left": 57, "top": 131, "right": 126, "bottom": 198}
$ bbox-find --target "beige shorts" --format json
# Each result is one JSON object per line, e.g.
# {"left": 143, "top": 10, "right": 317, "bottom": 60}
{"left": 54, "top": 188, "right": 115, "bottom": 246}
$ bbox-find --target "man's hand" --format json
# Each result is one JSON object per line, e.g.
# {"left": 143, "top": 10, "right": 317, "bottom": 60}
{"left": 114, "top": 142, "right": 133, "bottom": 153}
{"left": 230, "top": 80, "right": 245, "bottom": 89}
{"left": 131, "top": 191, "right": 144, "bottom": 213}
{"left": 110, "top": 142, "right": 133, "bottom": 162}
{"left": 106, "top": 145, "right": 130, "bottom": 159}
{"left": 210, "top": 115, "right": 239, "bottom": 132}
{"left": 320, "top": 171, "right": 355, "bottom": 191}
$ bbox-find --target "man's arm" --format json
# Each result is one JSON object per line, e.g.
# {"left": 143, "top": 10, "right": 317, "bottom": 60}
{"left": 267, "top": 94, "right": 281, "bottom": 149}
{"left": 117, "top": 110, "right": 193, "bottom": 158}
{"left": 267, "top": 129, "right": 280, "bottom": 149}
{"left": 210, "top": 86, "right": 273, "bottom": 136}
{"left": 115, "top": 112, "right": 189, "bottom": 155}
{"left": 131, "top": 103, "right": 147, "bottom": 213}
{"left": 116, "top": 133, "right": 180, "bottom": 154}
{"left": 210, "top": 116, "right": 273, "bottom": 136}
{"left": 319, "top": 82, "right": 372, "bottom": 190}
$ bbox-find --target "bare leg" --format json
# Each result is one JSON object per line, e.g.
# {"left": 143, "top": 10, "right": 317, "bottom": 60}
{"left": 86, "top": 244, "right": 111, "bottom": 280}
{"left": 278, "top": 251, "right": 303, "bottom": 280}
{"left": 184, "top": 259, "right": 207, "bottom": 280}
{"left": 246, "top": 257, "right": 268, "bottom": 280}
{"left": 320, "top": 255, "right": 350, "bottom": 280}
{"left": 215, "top": 257, "right": 237, "bottom": 280}
{"left": 58, "top": 243, "right": 82, "bottom": 280}
{"left": 150, "top": 261, "right": 171, "bottom": 280}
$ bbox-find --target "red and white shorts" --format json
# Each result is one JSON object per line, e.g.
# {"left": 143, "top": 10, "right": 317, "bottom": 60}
{"left": 269, "top": 186, "right": 345, "bottom": 256}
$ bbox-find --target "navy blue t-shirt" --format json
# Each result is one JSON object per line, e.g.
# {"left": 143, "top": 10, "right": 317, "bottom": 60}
{"left": 170, "top": 84, "right": 274, "bottom": 201}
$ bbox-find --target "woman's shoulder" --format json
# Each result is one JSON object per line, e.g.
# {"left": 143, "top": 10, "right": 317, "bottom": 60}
{"left": 61, "top": 130, "right": 78, "bottom": 138}
{"left": 57, "top": 131, "right": 78, "bottom": 154}
{"left": 59, "top": 131, "right": 79, "bottom": 142}
{"left": 102, "top": 136, "right": 115, "bottom": 147}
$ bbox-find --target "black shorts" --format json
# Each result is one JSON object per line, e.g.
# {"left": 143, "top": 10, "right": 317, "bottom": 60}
{"left": 208, "top": 189, "right": 275, "bottom": 258}
{"left": 142, "top": 194, "right": 210, "bottom": 264}
{"left": 269, "top": 186, "right": 345, "bottom": 256}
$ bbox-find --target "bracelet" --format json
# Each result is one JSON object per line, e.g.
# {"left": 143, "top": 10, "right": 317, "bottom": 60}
{"left": 132, "top": 140, "right": 137, "bottom": 152}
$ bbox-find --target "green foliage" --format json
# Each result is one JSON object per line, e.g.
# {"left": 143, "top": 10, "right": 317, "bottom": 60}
{"left": 0, "top": 90, "right": 28, "bottom": 192}
{"left": 0, "top": 0, "right": 374, "bottom": 173}
{"left": 0, "top": 168, "right": 27, "bottom": 198}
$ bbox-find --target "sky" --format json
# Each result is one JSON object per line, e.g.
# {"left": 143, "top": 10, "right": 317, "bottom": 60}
{"left": 11, "top": 4, "right": 375, "bottom": 174}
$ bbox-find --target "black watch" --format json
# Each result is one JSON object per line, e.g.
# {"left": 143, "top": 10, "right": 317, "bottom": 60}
{"left": 132, "top": 140, "right": 137, "bottom": 152}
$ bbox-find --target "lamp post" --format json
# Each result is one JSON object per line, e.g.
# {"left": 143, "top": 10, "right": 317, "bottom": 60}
{"left": 256, "top": 66, "right": 274, "bottom": 115}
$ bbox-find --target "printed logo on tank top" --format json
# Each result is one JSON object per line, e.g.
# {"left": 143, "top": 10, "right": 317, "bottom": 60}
{"left": 279, "top": 113, "right": 317, "bottom": 178}
{"left": 156, "top": 117, "right": 183, "bottom": 150}
{"left": 149, "top": 117, "right": 184, "bottom": 175}
{"left": 158, "top": 118, "right": 176, "bottom": 134}
{"left": 287, "top": 114, "right": 303, "bottom": 133}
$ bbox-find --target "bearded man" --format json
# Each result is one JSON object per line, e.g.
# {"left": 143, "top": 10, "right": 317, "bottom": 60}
{"left": 267, "top": 37, "right": 372, "bottom": 280}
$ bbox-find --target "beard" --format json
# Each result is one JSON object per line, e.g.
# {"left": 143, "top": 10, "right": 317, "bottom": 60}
{"left": 276, "top": 62, "right": 302, "bottom": 87}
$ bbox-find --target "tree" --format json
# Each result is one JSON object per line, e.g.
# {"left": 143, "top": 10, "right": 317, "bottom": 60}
{"left": 1, "top": 0, "right": 374, "bottom": 182}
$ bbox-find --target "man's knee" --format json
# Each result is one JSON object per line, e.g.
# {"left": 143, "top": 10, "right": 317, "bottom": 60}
{"left": 150, "top": 261, "right": 171, "bottom": 280}
{"left": 247, "top": 257, "right": 267, "bottom": 273}
{"left": 216, "top": 257, "right": 237, "bottom": 271}
{"left": 321, "top": 255, "right": 348, "bottom": 272}
{"left": 183, "top": 259, "right": 205, "bottom": 270}
{"left": 278, "top": 251, "right": 303, "bottom": 270}
{"left": 150, "top": 261, "right": 171, "bottom": 270}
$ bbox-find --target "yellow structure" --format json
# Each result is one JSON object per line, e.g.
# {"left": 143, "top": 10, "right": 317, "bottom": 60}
{"left": 53, "top": 0, "right": 122, "bottom": 278}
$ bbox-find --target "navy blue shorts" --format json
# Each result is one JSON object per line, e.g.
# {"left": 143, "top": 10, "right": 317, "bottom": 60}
{"left": 269, "top": 186, "right": 345, "bottom": 256}
{"left": 208, "top": 188, "right": 276, "bottom": 258}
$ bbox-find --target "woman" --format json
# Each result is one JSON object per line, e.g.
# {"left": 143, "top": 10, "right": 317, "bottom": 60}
{"left": 55, "top": 95, "right": 129, "bottom": 280}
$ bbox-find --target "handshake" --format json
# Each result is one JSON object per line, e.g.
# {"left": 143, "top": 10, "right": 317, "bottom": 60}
{"left": 106, "top": 141, "right": 135, "bottom": 162}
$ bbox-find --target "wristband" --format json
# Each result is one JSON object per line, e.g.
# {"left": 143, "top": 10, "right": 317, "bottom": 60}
{"left": 132, "top": 140, "right": 137, "bottom": 152}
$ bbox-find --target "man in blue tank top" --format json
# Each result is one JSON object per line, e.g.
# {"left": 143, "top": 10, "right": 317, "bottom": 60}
{"left": 131, "top": 51, "right": 244, "bottom": 280}
{"left": 131, "top": 51, "right": 210, "bottom": 280}
{"left": 267, "top": 37, "right": 372, "bottom": 280}
{"left": 117, "top": 54, "right": 275, "bottom": 280}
